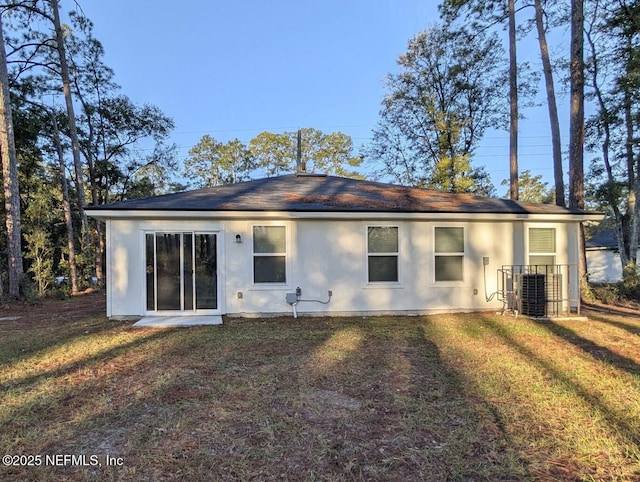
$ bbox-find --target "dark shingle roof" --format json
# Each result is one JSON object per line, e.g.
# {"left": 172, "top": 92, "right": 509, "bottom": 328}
{"left": 585, "top": 229, "right": 619, "bottom": 249}
{"left": 86, "top": 174, "right": 598, "bottom": 216}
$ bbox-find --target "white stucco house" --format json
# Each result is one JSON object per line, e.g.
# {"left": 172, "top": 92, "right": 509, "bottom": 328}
{"left": 87, "top": 174, "right": 602, "bottom": 321}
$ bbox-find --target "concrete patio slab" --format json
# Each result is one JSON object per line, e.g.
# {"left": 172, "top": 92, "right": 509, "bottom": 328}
{"left": 133, "top": 316, "right": 223, "bottom": 328}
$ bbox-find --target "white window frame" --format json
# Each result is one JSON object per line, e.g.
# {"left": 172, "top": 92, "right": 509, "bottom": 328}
{"left": 365, "top": 225, "right": 401, "bottom": 286}
{"left": 433, "top": 225, "right": 465, "bottom": 284}
{"left": 251, "top": 224, "right": 289, "bottom": 287}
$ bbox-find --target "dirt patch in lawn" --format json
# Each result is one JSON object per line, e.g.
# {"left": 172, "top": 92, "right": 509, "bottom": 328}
{"left": 0, "top": 291, "right": 105, "bottom": 332}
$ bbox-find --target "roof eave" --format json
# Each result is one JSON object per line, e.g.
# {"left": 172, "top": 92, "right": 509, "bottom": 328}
{"left": 87, "top": 209, "right": 604, "bottom": 222}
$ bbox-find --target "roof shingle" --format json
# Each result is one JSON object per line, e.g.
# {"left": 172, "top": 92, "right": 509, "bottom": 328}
{"left": 86, "top": 174, "right": 598, "bottom": 216}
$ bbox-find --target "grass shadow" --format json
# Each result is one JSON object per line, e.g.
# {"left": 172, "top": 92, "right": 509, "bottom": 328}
{"left": 479, "top": 315, "right": 640, "bottom": 452}
{"left": 409, "top": 323, "right": 530, "bottom": 480}
{"left": 0, "top": 328, "right": 174, "bottom": 411}
{"left": 543, "top": 319, "right": 640, "bottom": 376}
{"left": 0, "top": 317, "right": 120, "bottom": 368}
{"left": 584, "top": 311, "right": 640, "bottom": 337}
{"left": 8, "top": 313, "right": 638, "bottom": 480}
{"left": 29, "top": 316, "right": 532, "bottom": 481}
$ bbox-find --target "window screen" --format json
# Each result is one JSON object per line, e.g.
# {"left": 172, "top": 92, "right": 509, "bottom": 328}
{"left": 529, "top": 228, "right": 555, "bottom": 253}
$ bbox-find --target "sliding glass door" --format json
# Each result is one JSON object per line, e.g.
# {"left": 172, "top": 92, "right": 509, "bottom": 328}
{"left": 146, "top": 232, "right": 218, "bottom": 313}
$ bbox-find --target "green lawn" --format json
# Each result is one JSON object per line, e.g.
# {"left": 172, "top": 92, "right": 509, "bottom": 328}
{"left": 1, "top": 300, "right": 639, "bottom": 481}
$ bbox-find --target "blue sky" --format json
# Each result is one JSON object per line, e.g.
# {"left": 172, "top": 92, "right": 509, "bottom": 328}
{"left": 76, "top": 0, "right": 570, "bottom": 193}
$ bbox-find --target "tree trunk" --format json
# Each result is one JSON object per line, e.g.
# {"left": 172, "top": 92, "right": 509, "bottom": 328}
{"left": 96, "top": 223, "right": 105, "bottom": 286}
{"left": 73, "top": 89, "right": 104, "bottom": 287}
{"left": 51, "top": 111, "right": 79, "bottom": 294}
{"left": 585, "top": 24, "right": 628, "bottom": 268}
{"left": 0, "top": 15, "right": 23, "bottom": 299}
{"left": 569, "top": 0, "right": 586, "bottom": 285}
{"left": 622, "top": 36, "right": 639, "bottom": 267}
{"left": 569, "top": 0, "right": 585, "bottom": 211}
{"left": 534, "top": 0, "right": 565, "bottom": 207}
{"left": 93, "top": 221, "right": 104, "bottom": 285}
{"left": 631, "top": 185, "right": 640, "bottom": 267}
{"left": 508, "top": 0, "right": 519, "bottom": 200}
{"left": 51, "top": 0, "right": 89, "bottom": 239}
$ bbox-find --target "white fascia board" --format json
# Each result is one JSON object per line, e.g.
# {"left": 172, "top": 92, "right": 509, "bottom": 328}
{"left": 87, "top": 209, "right": 604, "bottom": 223}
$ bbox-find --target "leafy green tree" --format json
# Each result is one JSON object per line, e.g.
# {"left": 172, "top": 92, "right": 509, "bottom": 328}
{"left": 366, "top": 24, "right": 504, "bottom": 195}
{"left": 184, "top": 135, "right": 253, "bottom": 187}
{"left": 188, "top": 128, "right": 363, "bottom": 187}
{"left": 123, "top": 144, "right": 183, "bottom": 198}
{"left": 293, "top": 128, "right": 362, "bottom": 177}
{"left": 63, "top": 12, "right": 174, "bottom": 283}
{"left": 440, "top": 0, "right": 521, "bottom": 199}
{"left": 2, "top": 1, "right": 96, "bottom": 290}
{"left": 12, "top": 98, "right": 71, "bottom": 295}
{"left": 6, "top": 79, "right": 83, "bottom": 294}
{"left": 249, "top": 132, "right": 293, "bottom": 177}
{"left": 3, "top": 1, "right": 91, "bottom": 238}
{"left": 249, "top": 128, "right": 363, "bottom": 178}
{"left": 48, "top": 107, "right": 79, "bottom": 293}
{"left": 501, "top": 170, "right": 553, "bottom": 203}
{"left": 74, "top": 95, "right": 176, "bottom": 202}
{"left": 24, "top": 227, "right": 53, "bottom": 296}
{"left": 441, "top": 1, "right": 567, "bottom": 205}
{"left": 64, "top": 13, "right": 175, "bottom": 204}
{"left": 0, "top": 1, "right": 176, "bottom": 295}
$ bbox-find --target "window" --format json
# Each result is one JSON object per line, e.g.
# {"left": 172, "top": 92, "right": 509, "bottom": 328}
{"left": 367, "top": 226, "right": 398, "bottom": 282}
{"left": 434, "top": 227, "right": 464, "bottom": 282}
{"left": 529, "top": 228, "right": 555, "bottom": 266}
{"left": 253, "top": 226, "right": 286, "bottom": 283}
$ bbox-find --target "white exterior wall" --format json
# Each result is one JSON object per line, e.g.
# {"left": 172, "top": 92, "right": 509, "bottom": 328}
{"left": 587, "top": 250, "right": 623, "bottom": 283}
{"left": 105, "top": 216, "right": 580, "bottom": 318}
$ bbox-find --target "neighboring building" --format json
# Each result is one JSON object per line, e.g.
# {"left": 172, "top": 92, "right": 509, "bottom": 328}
{"left": 87, "top": 174, "right": 602, "bottom": 320}
{"left": 586, "top": 229, "right": 624, "bottom": 283}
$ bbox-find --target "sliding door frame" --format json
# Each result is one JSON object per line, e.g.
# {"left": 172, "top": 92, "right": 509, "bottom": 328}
{"left": 144, "top": 230, "right": 221, "bottom": 316}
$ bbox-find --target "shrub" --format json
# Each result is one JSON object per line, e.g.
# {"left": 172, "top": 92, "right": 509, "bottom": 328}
{"left": 619, "top": 263, "right": 640, "bottom": 301}
{"left": 51, "top": 283, "right": 70, "bottom": 300}
{"left": 589, "top": 283, "right": 621, "bottom": 305}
